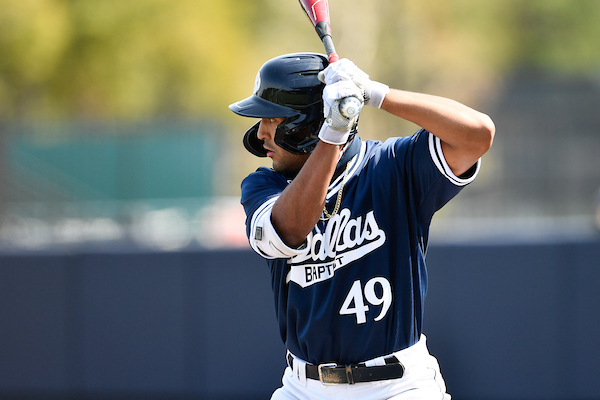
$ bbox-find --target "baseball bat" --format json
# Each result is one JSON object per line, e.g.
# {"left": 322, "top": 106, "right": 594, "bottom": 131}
{"left": 298, "top": 0, "right": 362, "bottom": 119}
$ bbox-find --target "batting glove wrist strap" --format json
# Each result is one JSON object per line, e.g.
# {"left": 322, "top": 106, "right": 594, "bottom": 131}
{"left": 319, "top": 127, "right": 350, "bottom": 146}
{"left": 365, "top": 81, "right": 390, "bottom": 109}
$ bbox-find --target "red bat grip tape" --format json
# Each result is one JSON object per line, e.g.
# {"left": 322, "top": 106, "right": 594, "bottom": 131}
{"left": 299, "top": 0, "right": 331, "bottom": 26}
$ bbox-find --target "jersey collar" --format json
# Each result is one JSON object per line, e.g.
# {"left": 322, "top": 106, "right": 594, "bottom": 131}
{"left": 333, "top": 135, "right": 361, "bottom": 180}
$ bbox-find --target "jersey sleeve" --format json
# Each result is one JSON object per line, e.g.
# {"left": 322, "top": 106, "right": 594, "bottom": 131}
{"left": 427, "top": 132, "right": 480, "bottom": 187}
{"left": 240, "top": 167, "right": 310, "bottom": 259}
{"left": 389, "top": 129, "right": 480, "bottom": 224}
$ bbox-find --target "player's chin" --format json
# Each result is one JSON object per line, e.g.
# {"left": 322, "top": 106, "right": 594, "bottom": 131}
{"left": 273, "top": 161, "right": 301, "bottom": 180}
{"left": 272, "top": 151, "right": 309, "bottom": 179}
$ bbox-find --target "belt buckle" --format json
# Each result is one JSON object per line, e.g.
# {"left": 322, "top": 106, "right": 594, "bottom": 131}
{"left": 317, "top": 363, "right": 339, "bottom": 385}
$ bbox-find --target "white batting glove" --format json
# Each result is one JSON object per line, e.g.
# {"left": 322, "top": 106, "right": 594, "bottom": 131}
{"left": 319, "top": 80, "right": 363, "bottom": 146}
{"left": 318, "top": 59, "right": 390, "bottom": 109}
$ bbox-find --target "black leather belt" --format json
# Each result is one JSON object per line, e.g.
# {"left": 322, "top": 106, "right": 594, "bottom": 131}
{"left": 287, "top": 354, "right": 404, "bottom": 385}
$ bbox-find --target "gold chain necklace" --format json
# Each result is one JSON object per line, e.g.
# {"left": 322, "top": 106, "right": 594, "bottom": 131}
{"left": 321, "top": 160, "right": 352, "bottom": 221}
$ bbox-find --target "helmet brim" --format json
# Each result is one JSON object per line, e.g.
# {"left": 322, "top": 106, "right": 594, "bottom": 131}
{"left": 229, "top": 95, "right": 299, "bottom": 119}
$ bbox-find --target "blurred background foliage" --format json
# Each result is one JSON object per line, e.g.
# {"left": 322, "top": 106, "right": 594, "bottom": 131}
{"left": 1, "top": 0, "right": 599, "bottom": 121}
{"left": 0, "top": 0, "right": 257, "bottom": 120}
{"left": 0, "top": 0, "right": 599, "bottom": 249}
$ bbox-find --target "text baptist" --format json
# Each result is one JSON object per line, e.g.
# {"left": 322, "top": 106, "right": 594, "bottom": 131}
{"left": 305, "top": 263, "right": 336, "bottom": 283}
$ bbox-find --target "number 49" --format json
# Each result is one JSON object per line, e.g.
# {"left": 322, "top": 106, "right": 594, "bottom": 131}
{"left": 339, "top": 277, "right": 393, "bottom": 324}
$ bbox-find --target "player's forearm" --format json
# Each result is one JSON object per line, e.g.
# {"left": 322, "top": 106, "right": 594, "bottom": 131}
{"left": 271, "top": 141, "right": 341, "bottom": 247}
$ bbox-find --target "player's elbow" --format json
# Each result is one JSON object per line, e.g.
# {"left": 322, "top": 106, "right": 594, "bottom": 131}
{"left": 469, "top": 113, "right": 495, "bottom": 157}
{"left": 480, "top": 113, "right": 495, "bottom": 151}
{"left": 277, "top": 226, "right": 310, "bottom": 249}
{"left": 271, "top": 213, "right": 313, "bottom": 249}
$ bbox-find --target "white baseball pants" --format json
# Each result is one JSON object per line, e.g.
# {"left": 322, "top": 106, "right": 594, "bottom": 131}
{"left": 271, "top": 335, "right": 451, "bottom": 400}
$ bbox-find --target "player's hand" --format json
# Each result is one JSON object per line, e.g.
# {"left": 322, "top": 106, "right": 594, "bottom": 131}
{"left": 318, "top": 80, "right": 362, "bottom": 145}
{"left": 318, "top": 59, "right": 390, "bottom": 109}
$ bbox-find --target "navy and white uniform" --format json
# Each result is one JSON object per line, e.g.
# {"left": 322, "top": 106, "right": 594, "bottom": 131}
{"left": 241, "top": 129, "right": 479, "bottom": 369}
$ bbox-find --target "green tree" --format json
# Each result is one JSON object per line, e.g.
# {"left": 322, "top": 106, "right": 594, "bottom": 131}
{"left": 1, "top": 0, "right": 599, "bottom": 122}
{"left": 0, "top": 0, "right": 262, "bottom": 120}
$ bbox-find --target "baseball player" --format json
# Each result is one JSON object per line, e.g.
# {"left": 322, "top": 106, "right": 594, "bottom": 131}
{"left": 230, "top": 53, "right": 494, "bottom": 399}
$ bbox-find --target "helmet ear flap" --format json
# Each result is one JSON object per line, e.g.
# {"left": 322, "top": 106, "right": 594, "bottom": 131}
{"left": 243, "top": 122, "right": 268, "bottom": 157}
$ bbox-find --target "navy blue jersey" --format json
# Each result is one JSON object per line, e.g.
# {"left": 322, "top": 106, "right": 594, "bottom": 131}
{"left": 241, "top": 129, "right": 479, "bottom": 365}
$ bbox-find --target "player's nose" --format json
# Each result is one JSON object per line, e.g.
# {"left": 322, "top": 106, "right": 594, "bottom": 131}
{"left": 257, "top": 118, "right": 274, "bottom": 141}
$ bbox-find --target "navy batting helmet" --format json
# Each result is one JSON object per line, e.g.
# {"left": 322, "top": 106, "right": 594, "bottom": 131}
{"left": 229, "top": 53, "right": 329, "bottom": 157}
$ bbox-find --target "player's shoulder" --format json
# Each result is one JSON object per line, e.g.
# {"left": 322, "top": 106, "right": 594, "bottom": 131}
{"left": 361, "top": 129, "right": 429, "bottom": 161}
{"left": 242, "top": 166, "right": 288, "bottom": 187}
{"left": 247, "top": 166, "right": 278, "bottom": 177}
{"left": 241, "top": 166, "right": 289, "bottom": 215}
{"left": 381, "top": 129, "right": 428, "bottom": 149}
